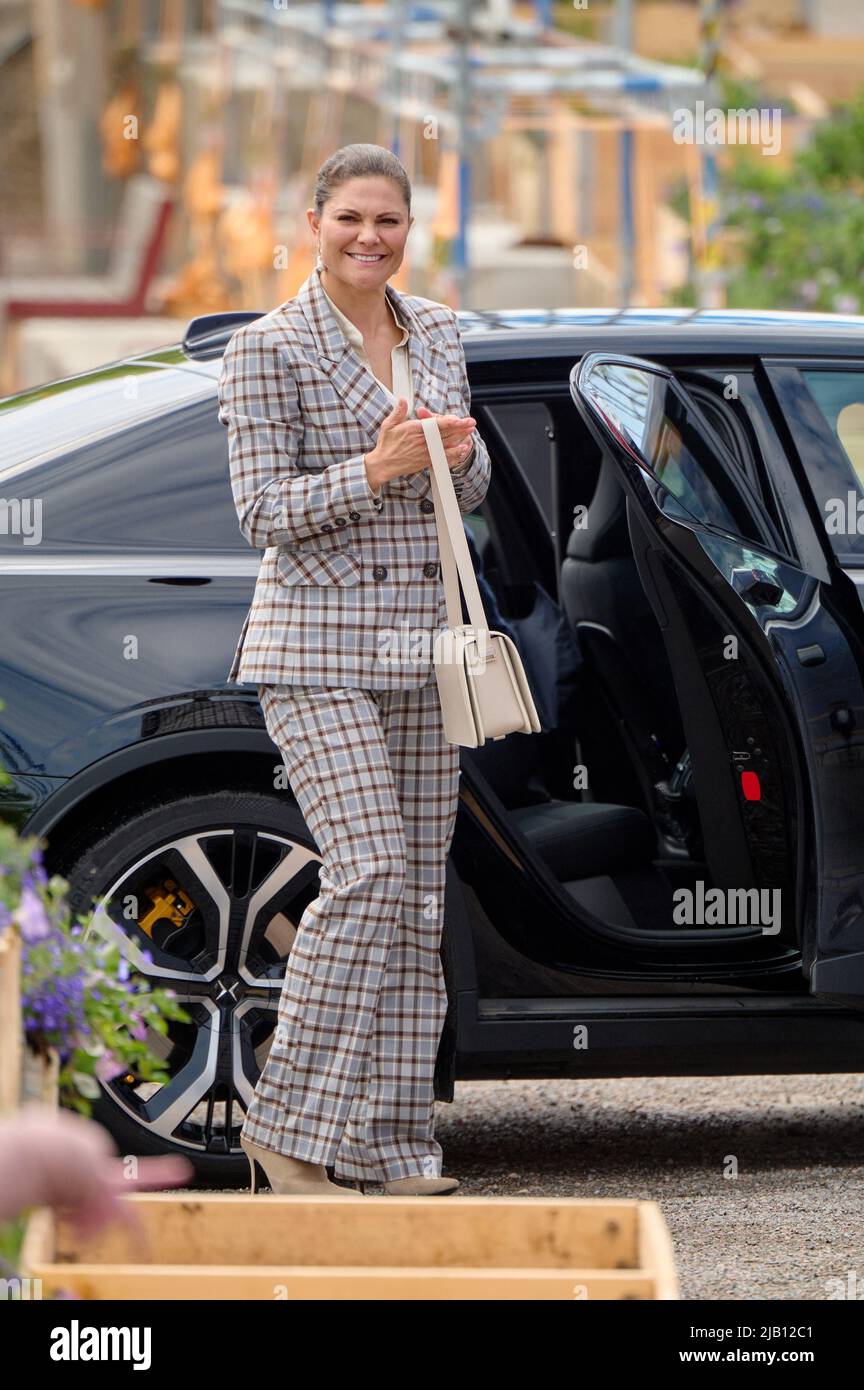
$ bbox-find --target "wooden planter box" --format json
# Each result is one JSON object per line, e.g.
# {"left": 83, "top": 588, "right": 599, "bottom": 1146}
{"left": 21, "top": 1193, "right": 678, "bottom": 1300}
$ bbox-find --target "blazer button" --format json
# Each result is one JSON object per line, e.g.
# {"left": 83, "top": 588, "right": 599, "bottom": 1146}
{"left": 348, "top": 511, "right": 360, "bottom": 520}
{"left": 334, "top": 517, "right": 347, "bottom": 527}
{"left": 423, "top": 562, "right": 439, "bottom": 578}
{"left": 321, "top": 522, "right": 333, "bottom": 532}
{"left": 420, "top": 498, "right": 434, "bottom": 513}
{"left": 372, "top": 565, "right": 388, "bottom": 581}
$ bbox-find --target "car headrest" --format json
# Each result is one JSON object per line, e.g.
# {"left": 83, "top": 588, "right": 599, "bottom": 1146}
{"left": 565, "top": 457, "right": 632, "bottom": 564}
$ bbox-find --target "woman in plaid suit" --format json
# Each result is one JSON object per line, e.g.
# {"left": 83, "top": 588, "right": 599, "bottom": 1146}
{"left": 217, "top": 145, "right": 491, "bottom": 1195}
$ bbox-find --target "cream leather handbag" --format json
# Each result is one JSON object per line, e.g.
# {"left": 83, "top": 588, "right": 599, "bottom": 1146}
{"left": 420, "top": 415, "right": 541, "bottom": 747}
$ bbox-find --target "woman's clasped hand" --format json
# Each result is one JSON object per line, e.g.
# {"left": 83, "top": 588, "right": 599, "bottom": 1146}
{"left": 364, "top": 398, "right": 475, "bottom": 493}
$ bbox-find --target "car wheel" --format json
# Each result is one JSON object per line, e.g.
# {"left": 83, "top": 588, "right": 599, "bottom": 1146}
{"left": 64, "top": 791, "right": 322, "bottom": 1184}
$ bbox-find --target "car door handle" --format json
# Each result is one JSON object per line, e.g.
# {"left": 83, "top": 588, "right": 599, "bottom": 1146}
{"left": 732, "top": 569, "right": 785, "bottom": 607}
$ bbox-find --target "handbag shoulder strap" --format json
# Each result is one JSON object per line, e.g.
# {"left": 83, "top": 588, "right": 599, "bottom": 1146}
{"left": 420, "top": 415, "right": 489, "bottom": 634}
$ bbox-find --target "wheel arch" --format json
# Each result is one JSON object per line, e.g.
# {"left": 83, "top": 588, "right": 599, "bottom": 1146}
{"left": 23, "top": 729, "right": 285, "bottom": 878}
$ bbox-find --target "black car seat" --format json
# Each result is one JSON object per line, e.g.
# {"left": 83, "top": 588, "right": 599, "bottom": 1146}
{"left": 461, "top": 737, "right": 678, "bottom": 930}
{"left": 560, "top": 456, "right": 687, "bottom": 801}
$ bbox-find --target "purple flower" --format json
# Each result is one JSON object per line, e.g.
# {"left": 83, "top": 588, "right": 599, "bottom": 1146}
{"left": 22, "top": 941, "right": 89, "bottom": 1044}
{"left": 117, "top": 954, "right": 130, "bottom": 983}
{"left": 95, "top": 1050, "right": 123, "bottom": 1082}
{"left": 28, "top": 844, "right": 48, "bottom": 881}
{"left": 14, "top": 885, "right": 52, "bottom": 942}
{"left": 129, "top": 1012, "right": 148, "bottom": 1041}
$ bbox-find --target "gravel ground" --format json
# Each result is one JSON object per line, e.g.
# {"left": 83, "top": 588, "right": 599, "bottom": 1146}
{"left": 433, "top": 1073, "right": 864, "bottom": 1300}
{"left": 176, "top": 1073, "right": 864, "bottom": 1299}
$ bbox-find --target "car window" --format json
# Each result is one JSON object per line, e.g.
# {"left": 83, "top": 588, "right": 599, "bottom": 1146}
{"left": 579, "top": 361, "right": 767, "bottom": 545}
{"left": 0, "top": 390, "right": 244, "bottom": 553}
{"left": 672, "top": 369, "right": 795, "bottom": 560}
{"left": 796, "top": 369, "right": 864, "bottom": 561}
{"left": 836, "top": 402, "right": 864, "bottom": 475}
{"left": 479, "top": 401, "right": 555, "bottom": 529}
{"left": 803, "top": 370, "right": 864, "bottom": 487}
{"left": 0, "top": 365, "right": 214, "bottom": 481}
{"left": 677, "top": 376, "right": 759, "bottom": 487}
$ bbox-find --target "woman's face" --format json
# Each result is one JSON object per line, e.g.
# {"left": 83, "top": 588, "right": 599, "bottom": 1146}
{"left": 309, "top": 176, "right": 412, "bottom": 291}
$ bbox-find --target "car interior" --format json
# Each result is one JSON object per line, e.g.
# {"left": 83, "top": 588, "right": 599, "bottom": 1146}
{"left": 458, "top": 385, "right": 723, "bottom": 937}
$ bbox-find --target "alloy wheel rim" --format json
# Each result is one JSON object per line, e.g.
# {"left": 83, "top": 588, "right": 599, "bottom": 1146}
{"left": 84, "top": 824, "right": 322, "bottom": 1157}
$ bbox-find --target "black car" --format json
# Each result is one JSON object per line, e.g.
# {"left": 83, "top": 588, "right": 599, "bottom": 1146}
{"left": 3, "top": 305, "right": 864, "bottom": 1182}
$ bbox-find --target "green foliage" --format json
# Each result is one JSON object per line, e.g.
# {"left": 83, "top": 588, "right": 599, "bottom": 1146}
{"left": 797, "top": 91, "right": 864, "bottom": 189}
{"left": 0, "top": 1216, "right": 26, "bottom": 1271}
{"left": 677, "top": 81, "right": 864, "bottom": 312}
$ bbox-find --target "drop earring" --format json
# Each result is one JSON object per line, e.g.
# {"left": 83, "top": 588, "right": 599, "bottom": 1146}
{"left": 315, "top": 240, "right": 323, "bottom": 272}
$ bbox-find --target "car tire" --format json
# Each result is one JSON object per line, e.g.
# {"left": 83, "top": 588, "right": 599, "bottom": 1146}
{"left": 64, "top": 790, "right": 322, "bottom": 1186}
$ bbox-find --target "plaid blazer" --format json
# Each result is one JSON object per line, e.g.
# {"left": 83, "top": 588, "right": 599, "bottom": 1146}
{"left": 217, "top": 265, "right": 492, "bottom": 688}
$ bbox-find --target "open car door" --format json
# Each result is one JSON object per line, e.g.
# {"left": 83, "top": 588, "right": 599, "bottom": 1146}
{"left": 570, "top": 352, "right": 864, "bottom": 1006}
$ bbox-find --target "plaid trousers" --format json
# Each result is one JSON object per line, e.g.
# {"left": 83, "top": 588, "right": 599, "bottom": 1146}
{"left": 242, "top": 677, "right": 461, "bottom": 1182}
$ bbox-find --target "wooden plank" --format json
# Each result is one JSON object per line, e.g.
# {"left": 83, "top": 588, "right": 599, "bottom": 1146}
{"left": 19, "top": 1205, "right": 54, "bottom": 1275}
{"left": 55, "top": 1194, "right": 642, "bottom": 1271}
{"left": 638, "top": 1201, "right": 680, "bottom": 1301}
{"left": 0, "top": 926, "right": 22, "bottom": 1113}
{"left": 31, "top": 1262, "right": 660, "bottom": 1301}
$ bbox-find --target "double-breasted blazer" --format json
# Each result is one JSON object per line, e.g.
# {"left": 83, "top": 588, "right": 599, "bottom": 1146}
{"left": 217, "top": 265, "right": 492, "bottom": 688}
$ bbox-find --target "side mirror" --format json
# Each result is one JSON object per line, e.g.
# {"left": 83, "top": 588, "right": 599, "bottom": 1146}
{"left": 731, "top": 567, "right": 785, "bottom": 608}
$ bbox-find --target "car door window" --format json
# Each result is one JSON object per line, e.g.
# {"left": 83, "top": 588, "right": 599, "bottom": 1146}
{"left": 802, "top": 369, "right": 864, "bottom": 489}
{"left": 480, "top": 401, "right": 555, "bottom": 530}
{"left": 836, "top": 402, "right": 864, "bottom": 476}
{"left": 579, "top": 361, "right": 768, "bottom": 546}
{"left": 775, "top": 366, "right": 864, "bottom": 565}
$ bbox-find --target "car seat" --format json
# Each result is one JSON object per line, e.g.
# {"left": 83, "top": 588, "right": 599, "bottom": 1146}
{"left": 560, "top": 456, "right": 687, "bottom": 799}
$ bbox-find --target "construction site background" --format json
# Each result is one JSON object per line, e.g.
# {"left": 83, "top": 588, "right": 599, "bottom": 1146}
{"left": 2, "top": 0, "right": 864, "bottom": 392}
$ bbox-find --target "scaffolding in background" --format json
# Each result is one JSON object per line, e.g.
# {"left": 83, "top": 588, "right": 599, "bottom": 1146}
{"left": 212, "top": 0, "right": 706, "bottom": 307}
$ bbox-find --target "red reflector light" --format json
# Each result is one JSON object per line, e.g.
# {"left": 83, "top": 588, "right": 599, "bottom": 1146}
{"left": 741, "top": 770, "right": 761, "bottom": 801}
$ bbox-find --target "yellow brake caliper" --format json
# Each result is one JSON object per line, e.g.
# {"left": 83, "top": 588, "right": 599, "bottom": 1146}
{"left": 138, "top": 878, "right": 196, "bottom": 939}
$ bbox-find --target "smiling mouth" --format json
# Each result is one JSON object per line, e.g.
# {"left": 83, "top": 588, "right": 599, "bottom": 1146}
{"left": 346, "top": 252, "right": 387, "bottom": 263}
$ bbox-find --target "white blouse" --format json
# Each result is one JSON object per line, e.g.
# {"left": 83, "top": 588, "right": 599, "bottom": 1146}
{"left": 320, "top": 281, "right": 475, "bottom": 490}
{"left": 320, "top": 282, "right": 414, "bottom": 411}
